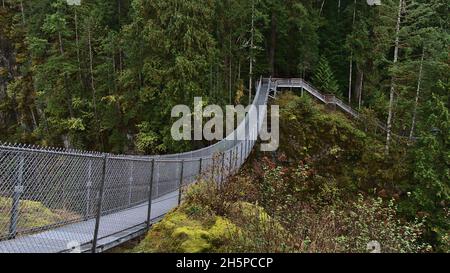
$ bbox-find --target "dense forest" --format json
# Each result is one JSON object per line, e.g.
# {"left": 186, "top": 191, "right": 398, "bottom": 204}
{"left": 0, "top": 0, "right": 447, "bottom": 153}
{"left": 0, "top": 0, "right": 448, "bottom": 251}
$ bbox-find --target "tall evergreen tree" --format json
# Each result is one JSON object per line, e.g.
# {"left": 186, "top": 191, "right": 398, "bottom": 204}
{"left": 313, "top": 56, "right": 340, "bottom": 96}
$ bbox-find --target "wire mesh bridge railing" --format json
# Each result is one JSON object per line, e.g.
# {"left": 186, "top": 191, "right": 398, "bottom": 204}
{"left": 0, "top": 77, "right": 270, "bottom": 253}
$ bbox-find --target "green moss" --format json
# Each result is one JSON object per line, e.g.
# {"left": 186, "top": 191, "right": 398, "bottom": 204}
{"left": 0, "top": 197, "right": 79, "bottom": 237}
{"left": 209, "top": 217, "right": 236, "bottom": 241}
{"left": 173, "top": 226, "right": 212, "bottom": 252}
{"left": 132, "top": 209, "right": 238, "bottom": 253}
{"left": 228, "top": 202, "right": 285, "bottom": 232}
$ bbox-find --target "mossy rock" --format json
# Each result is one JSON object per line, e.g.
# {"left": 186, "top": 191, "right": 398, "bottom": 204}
{"left": 172, "top": 226, "right": 212, "bottom": 252}
{"left": 132, "top": 209, "right": 237, "bottom": 253}
{"left": 208, "top": 217, "right": 236, "bottom": 243}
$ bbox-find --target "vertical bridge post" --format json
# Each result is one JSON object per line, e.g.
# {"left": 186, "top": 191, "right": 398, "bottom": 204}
{"left": 221, "top": 152, "right": 225, "bottom": 186}
{"left": 128, "top": 161, "right": 134, "bottom": 206}
{"left": 146, "top": 159, "right": 155, "bottom": 230}
{"left": 178, "top": 160, "right": 184, "bottom": 206}
{"left": 85, "top": 159, "right": 92, "bottom": 220}
{"left": 92, "top": 154, "right": 107, "bottom": 253}
{"left": 9, "top": 153, "right": 24, "bottom": 239}
{"left": 199, "top": 157, "right": 203, "bottom": 175}
{"left": 240, "top": 141, "right": 244, "bottom": 166}
{"left": 229, "top": 149, "right": 233, "bottom": 176}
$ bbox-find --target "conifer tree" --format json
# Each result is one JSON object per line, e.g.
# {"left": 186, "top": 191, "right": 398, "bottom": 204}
{"left": 313, "top": 56, "right": 340, "bottom": 96}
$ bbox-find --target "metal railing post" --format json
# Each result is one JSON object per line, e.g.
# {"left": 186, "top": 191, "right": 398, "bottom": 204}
{"left": 199, "top": 157, "right": 203, "bottom": 176}
{"left": 213, "top": 155, "right": 218, "bottom": 183}
{"left": 249, "top": 131, "right": 253, "bottom": 154}
{"left": 9, "top": 153, "right": 24, "bottom": 239}
{"left": 237, "top": 144, "right": 240, "bottom": 167}
{"left": 92, "top": 154, "right": 107, "bottom": 253}
{"left": 234, "top": 146, "right": 238, "bottom": 171}
{"left": 235, "top": 145, "right": 239, "bottom": 170}
{"left": 85, "top": 159, "right": 92, "bottom": 220}
{"left": 245, "top": 138, "right": 248, "bottom": 158}
{"left": 245, "top": 138, "right": 248, "bottom": 159}
{"left": 240, "top": 141, "right": 244, "bottom": 166}
{"left": 221, "top": 152, "right": 225, "bottom": 185}
{"left": 128, "top": 161, "right": 134, "bottom": 206}
{"left": 178, "top": 160, "right": 184, "bottom": 206}
{"left": 155, "top": 161, "right": 160, "bottom": 198}
{"left": 146, "top": 159, "right": 155, "bottom": 230}
{"left": 229, "top": 149, "right": 233, "bottom": 176}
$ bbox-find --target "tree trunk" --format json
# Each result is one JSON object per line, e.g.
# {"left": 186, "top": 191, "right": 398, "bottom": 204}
{"left": 348, "top": 0, "right": 357, "bottom": 104}
{"left": 229, "top": 34, "right": 232, "bottom": 104}
{"left": 0, "top": 36, "right": 12, "bottom": 102}
{"left": 29, "top": 106, "right": 37, "bottom": 130}
{"left": 0, "top": 31, "right": 20, "bottom": 125}
{"left": 35, "top": 99, "right": 49, "bottom": 135}
{"left": 358, "top": 71, "right": 364, "bottom": 109}
{"left": 88, "top": 26, "right": 96, "bottom": 102}
{"left": 19, "top": 1, "right": 25, "bottom": 24}
{"left": 269, "top": 11, "right": 276, "bottom": 76}
{"left": 0, "top": 78, "right": 5, "bottom": 126}
{"left": 88, "top": 24, "right": 99, "bottom": 120}
{"left": 74, "top": 8, "right": 84, "bottom": 89}
{"left": 117, "top": 0, "right": 124, "bottom": 72}
{"left": 249, "top": 0, "right": 255, "bottom": 104}
{"left": 354, "top": 68, "right": 363, "bottom": 105}
{"left": 88, "top": 23, "right": 104, "bottom": 149}
{"left": 208, "top": 65, "right": 212, "bottom": 97}
{"left": 238, "top": 59, "right": 241, "bottom": 80}
{"left": 58, "top": 31, "right": 74, "bottom": 119}
{"left": 385, "top": 0, "right": 403, "bottom": 155}
{"left": 117, "top": 0, "right": 121, "bottom": 24}
{"left": 320, "top": 0, "right": 326, "bottom": 16}
{"left": 348, "top": 53, "right": 353, "bottom": 104}
{"left": 409, "top": 48, "right": 425, "bottom": 140}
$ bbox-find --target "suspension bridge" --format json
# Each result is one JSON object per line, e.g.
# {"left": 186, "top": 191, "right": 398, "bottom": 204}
{"left": 0, "top": 77, "right": 382, "bottom": 253}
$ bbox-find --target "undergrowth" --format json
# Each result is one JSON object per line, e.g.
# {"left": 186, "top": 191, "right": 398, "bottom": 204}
{"left": 131, "top": 93, "right": 443, "bottom": 253}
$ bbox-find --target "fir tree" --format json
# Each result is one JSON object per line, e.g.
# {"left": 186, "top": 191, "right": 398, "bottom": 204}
{"left": 312, "top": 56, "right": 340, "bottom": 96}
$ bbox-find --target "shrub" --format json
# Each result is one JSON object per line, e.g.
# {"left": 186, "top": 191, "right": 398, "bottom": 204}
{"left": 337, "top": 195, "right": 431, "bottom": 253}
{"left": 179, "top": 178, "right": 430, "bottom": 253}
